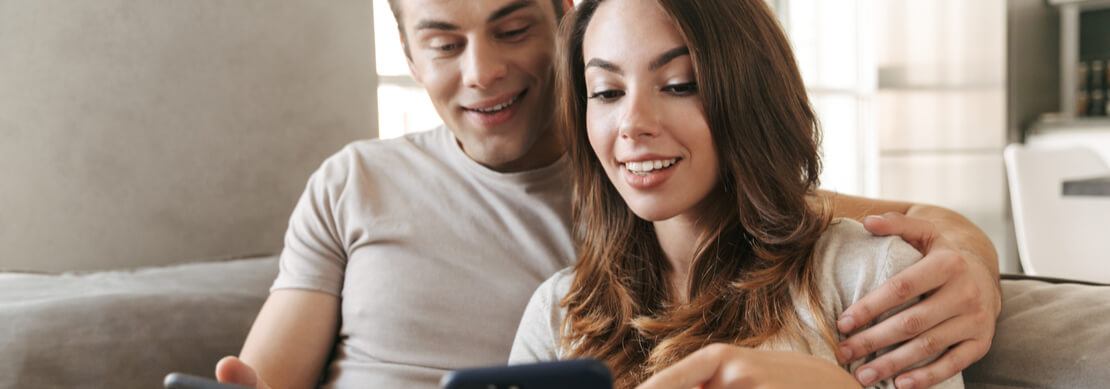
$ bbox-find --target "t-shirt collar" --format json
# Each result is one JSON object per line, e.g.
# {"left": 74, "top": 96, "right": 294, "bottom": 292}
{"left": 438, "top": 126, "right": 570, "bottom": 186}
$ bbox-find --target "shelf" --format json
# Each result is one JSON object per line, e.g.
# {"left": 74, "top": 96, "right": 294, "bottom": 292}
{"left": 1053, "top": 0, "right": 1110, "bottom": 117}
{"left": 1031, "top": 115, "right": 1110, "bottom": 133}
{"left": 1048, "top": 0, "right": 1110, "bottom": 11}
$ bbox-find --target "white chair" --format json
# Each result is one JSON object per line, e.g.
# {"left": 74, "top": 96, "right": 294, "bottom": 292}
{"left": 1004, "top": 144, "right": 1110, "bottom": 283}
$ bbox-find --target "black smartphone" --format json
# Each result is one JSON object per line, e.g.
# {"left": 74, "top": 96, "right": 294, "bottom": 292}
{"left": 164, "top": 373, "right": 250, "bottom": 389}
{"left": 440, "top": 359, "right": 613, "bottom": 389}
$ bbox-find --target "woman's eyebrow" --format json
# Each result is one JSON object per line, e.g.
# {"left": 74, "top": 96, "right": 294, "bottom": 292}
{"left": 585, "top": 58, "right": 622, "bottom": 75}
{"left": 585, "top": 46, "right": 689, "bottom": 75}
{"left": 650, "top": 46, "right": 690, "bottom": 70}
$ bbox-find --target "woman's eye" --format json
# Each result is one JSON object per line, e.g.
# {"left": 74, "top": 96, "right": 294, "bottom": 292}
{"left": 588, "top": 90, "right": 624, "bottom": 102}
{"left": 663, "top": 82, "right": 698, "bottom": 96}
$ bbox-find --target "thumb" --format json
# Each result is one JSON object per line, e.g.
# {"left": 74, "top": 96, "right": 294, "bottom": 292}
{"left": 861, "top": 213, "right": 936, "bottom": 250}
{"left": 637, "top": 345, "right": 729, "bottom": 389}
{"left": 215, "top": 356, "right": 268, "bottom": 389}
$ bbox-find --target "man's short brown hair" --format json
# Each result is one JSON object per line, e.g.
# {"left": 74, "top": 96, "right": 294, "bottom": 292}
{"left": 386, "top": 0, "right": 567, "bottom": 56}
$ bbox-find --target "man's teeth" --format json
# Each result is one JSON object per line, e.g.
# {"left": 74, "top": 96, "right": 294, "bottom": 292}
{"left": 471, "top": 94, "right": 520, "bottom": 113}
{"left": 625, "top": 158, "right": 678, "bottom": 174}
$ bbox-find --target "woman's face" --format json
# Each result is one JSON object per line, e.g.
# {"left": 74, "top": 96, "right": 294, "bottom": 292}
{"left": 583, "top": 0, "right": 719, "bottom": 222}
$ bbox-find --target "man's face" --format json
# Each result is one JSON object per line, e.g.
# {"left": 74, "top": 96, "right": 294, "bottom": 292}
{"left": 399, "top": 0, "right": 561, "bottom": 171}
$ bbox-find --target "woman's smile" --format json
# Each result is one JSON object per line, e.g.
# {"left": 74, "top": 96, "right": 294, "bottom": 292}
{"left": 620, "top": 157, "right": 682, "bottom": 189}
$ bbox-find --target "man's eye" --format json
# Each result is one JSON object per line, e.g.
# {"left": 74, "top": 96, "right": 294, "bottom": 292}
{"left": 663, "top": 82, "right": 698, "bottom": 96}
{"left": 498, "top": 26, "right": 531, "bottom": 40}
{"left": 435, "top": 43, "right": 462, "bottom": 52}
{"left": 588, "top": 90, "right": 624, "bottom": 102}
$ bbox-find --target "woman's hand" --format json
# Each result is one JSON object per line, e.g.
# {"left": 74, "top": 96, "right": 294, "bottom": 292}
{"left": 636, "top": 344, "right": 861, "bottom": 389}
{"left": 215, "top": 356, "right": 273, "bottom": 389}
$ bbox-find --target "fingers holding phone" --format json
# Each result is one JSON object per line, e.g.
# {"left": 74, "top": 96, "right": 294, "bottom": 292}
{"left": 165, "top": 372, "right": 249, "bottom": 389}
{"left": 213, "top": 356, "right": 271, "bottom": 389}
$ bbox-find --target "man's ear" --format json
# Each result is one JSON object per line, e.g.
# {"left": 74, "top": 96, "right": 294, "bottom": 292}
{"left": 563, "top": 0, "right": 573, "bottom": 10}
{"left": 406, "top": 53, "right": 423, "bottom": 85}
{"left": 401, "top": 34, "right": 423, "bottom": 84}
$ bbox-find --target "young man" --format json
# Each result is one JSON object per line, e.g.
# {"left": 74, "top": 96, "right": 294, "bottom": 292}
{"left": 216, "top": 1, "right": 1000, "bottom": 388}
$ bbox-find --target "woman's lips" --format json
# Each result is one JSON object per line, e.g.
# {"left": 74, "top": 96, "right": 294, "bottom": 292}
{"left": 620, "top": 158, "right": 680, "bottom": 190}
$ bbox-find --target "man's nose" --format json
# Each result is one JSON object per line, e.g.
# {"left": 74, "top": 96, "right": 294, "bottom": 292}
{"left": 461, "top": 39, "right": 508, "bottom": 90}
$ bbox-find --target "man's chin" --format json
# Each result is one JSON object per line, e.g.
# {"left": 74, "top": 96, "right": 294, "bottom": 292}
{"left": 451, "top": 132, "right": 526, "bottom": 166}
{"left": 474, "top": 145, "right": 531, "bottom": 170}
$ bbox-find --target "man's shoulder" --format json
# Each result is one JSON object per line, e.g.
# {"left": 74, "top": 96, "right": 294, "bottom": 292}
{"left": 314, "top": 127, "right": 449, "bottom": 175}
{"left": 335, "top": 127, "right": 445, "bottom": 160}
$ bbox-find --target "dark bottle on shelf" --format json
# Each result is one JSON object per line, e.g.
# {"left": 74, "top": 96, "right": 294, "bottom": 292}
{"left": 1092, "top": 60, "right": 1107, "bottom": 92}
{"left": 1079, "top": 90, "right": 1090, "bottom": 116}
{"left": 1105, "top": 57, "right": 1110, "bottom": 92}
{"left": 1079, "top": 61, "right": 1090, "bottom": 92}
{"left": 1105, "top": 57, "right": 1110, "bottom": 116}
{"left": 1091, "top": 89, "right": 1106, "bottom": 116}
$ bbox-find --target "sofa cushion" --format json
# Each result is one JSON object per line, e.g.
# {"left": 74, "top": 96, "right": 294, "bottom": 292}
{"left": 0, "top": 257, "right": 277, "bottom": 388}
{"left": 964, "top": 278, "right": 1110, "bottom": 389}
{"left": 4, "top": 261, "right": 1108, "bottom": 388}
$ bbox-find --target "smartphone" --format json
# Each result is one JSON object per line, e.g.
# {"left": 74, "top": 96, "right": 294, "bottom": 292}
{"left": 440, "top": 359, "right": 613, "bottom": 389}
{"left": 164, "top": 373, "right": 250, "bottom": 389}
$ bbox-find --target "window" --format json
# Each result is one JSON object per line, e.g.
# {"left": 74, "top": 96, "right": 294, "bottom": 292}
{"left": 775, "top": 0, "right": 877, "bottom": 196}
{"left": 373, "top": 0, "right": 442, "bottom": 139}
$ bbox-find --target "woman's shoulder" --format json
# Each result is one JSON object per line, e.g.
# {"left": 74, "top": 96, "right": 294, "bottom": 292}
{"left": 816, "top": 218, "right": 922, "bottom": 270}
{"left": 510, "top": 267, "right": 576, "bottom": 364}
{"left": 532, "top": 267, "right": 576, "bottom": 306}
{"left": 812, "top": 218, "right": 923, "bottom": 303}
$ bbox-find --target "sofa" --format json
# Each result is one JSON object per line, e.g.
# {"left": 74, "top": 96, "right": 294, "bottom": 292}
{"left": 0, "top": 257, "right": 278, "bottom": 388}
{"left": 3, "top": 1, "right": 1108, "bottom": 388}
{"left": 1, "top": 259, "right": 1108, "bottom": 389}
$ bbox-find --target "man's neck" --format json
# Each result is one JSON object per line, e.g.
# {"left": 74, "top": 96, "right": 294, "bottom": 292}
{"left": 492, "top": 130, "right": 564, "bottom": 172}
{"left": 457, "top": 121, "right": 563, "bottom": 173}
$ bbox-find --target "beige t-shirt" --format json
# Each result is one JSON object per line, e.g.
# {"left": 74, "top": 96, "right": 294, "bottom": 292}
{"left": 509, "top": 219, "right": 964, "bottom": 389}
{"left": 271, "top": 127, "right": 576, "bottom": 388}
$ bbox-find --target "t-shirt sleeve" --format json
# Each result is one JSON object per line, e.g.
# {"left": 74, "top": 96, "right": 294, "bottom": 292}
{"left": 269, "top": 154, "right": 350, "bottom": 296}
{"left": 845, "top": 237, "right": 964, "bottom": 389}
{"left": 508, "top": 271, "right": 568, "bottom": 364}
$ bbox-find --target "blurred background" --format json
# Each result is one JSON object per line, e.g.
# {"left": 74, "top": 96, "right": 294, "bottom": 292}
{"left": 2, "top": 0, "right": 1108, "bottom": 281}
{"left": 374, "top": 0, "right": 1104, "bottom": 276}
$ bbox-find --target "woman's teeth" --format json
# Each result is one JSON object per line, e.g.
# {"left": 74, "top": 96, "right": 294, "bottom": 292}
{"left": 625, "top": 158, "right": 679, "bottom": 175}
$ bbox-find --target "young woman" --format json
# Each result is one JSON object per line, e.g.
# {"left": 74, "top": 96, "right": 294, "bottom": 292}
{"left": 508, "top": 1, "right": 963, "bottom": 388}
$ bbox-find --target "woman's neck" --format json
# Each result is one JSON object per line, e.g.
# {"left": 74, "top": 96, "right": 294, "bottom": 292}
{"left": 653, "top": 215, "right": 704, "bottom": 304}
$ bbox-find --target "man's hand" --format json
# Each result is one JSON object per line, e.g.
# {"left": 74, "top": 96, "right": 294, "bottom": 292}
{"left": 636, "top": 344, "right": 860, "bottom": 389}
{"left": 216, "top": 356, "right": 273, "bottom": 389}
{"left": 836, "top": 213, "right": 1001, "bottom": 389}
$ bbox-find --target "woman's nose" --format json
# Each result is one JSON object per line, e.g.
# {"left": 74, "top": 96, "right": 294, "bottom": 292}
{"left": 617, "top": 92, "right": 660, "bottom": 140}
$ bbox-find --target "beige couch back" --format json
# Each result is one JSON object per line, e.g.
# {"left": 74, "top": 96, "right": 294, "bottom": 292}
{"left": 0, "top": 1, "right": 377, "bottom": 272}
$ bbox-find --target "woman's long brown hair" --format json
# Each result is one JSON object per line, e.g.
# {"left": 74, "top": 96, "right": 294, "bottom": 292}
{"left": 556, "top": 1, "right": 834, "bottom": 387}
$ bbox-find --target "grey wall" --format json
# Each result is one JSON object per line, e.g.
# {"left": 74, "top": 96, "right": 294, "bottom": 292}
{"left": 0, "top": 1, "right": 377, "bottom": 272}
{"left": 1008, "top": 0, "right": 1060, "bottom": 143}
